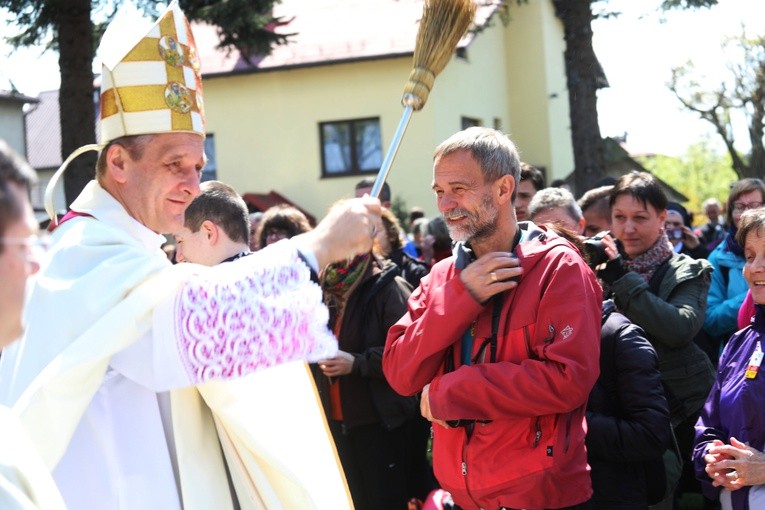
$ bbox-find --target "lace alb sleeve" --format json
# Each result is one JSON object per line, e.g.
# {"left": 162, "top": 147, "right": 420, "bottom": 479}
{"left": 163, "top": 241, "right": 337, "bottom": 384}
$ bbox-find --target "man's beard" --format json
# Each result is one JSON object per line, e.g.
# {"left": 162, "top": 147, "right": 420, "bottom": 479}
{"left": 443, "top": 194, "right": 499, "bottom": 244}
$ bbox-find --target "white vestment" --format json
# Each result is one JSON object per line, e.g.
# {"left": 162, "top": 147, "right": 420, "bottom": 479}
{"left": 0, "top": 407, "right": 65, "bottom": 510}
{"left": 0, "top": 181, "right": 352, "bottom": 509}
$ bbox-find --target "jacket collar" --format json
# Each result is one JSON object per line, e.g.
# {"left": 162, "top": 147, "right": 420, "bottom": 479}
{"left": 453, "top": 221, "right": 566, "bottom": 272}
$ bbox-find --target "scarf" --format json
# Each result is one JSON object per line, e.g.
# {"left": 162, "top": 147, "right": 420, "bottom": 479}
{"left": 623, "top": 232, "right": 674, "bottom": 283}
{"left": 723, "top": 226, "right": 745, "bottom": 258}
{"left": 320, "top": 253, "right": 371, "bottom": 303}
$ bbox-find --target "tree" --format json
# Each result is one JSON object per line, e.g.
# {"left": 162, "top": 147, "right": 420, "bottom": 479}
{"left": 1, "top": 0, "right": 291, "bottom": 207}
{"left": 637, "top": 138, "right": 736, "bottom": 219}
{"left": 550, "top": 0, "right": 607, "bottom": 196}
{"left": 548, "top": 0, "right": 718, "bottom": 196}
{"left": 669, "top": 30, "right": 765, "bottom": 179}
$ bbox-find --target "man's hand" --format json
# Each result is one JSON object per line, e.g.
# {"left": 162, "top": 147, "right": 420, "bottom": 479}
{"left": 681, "top": 225, "right": 701, "bottom": 249}
{"left": 459, "top": 252, "right": 522, "bottom": 303}
{"left": 420, "top": 384, "right": 448, "bottom": 428}
{"left": 318, "top": 350, "right": 355, "bottom": 377}
{"left": 293, "top": 196, "right": 382, "bottom": 269}
{"left": 599, "top": 233, "right": 621, "bottom": 261}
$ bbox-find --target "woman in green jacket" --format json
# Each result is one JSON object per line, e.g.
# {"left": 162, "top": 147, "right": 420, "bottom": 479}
{"left": 596, "top": 171, "right": 716, "bottom": 507}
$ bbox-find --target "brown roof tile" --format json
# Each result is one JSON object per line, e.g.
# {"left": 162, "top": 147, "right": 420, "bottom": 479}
{"left": 198, "top": 0, "right": 494, "bottom": 77}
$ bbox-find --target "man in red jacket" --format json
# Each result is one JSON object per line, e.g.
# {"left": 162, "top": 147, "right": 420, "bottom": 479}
{"left": 383, "top": 127, "right": 602, "bottom": 510}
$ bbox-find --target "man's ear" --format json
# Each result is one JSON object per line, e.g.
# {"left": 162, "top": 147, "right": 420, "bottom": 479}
{"left": 578, "top": 217, "right": 586, "bottom": 236}
{"left": 496, "top": 174, "right": 515, "bottom": 205}
{"left": 107, "top": 144, "right": 129, "bottom": 184}
{"left": 201, "top": 220, "right": 219, "bottom": 244}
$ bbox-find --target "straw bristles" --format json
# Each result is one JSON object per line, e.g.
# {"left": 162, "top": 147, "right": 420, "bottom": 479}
{"left": 402, "top": 0, "right": 476, "bottom": 110}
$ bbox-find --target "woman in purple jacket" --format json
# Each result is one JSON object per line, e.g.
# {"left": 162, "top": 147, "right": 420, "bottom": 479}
{"left": 693, "top": 207, "right": 765, "bottom": 510}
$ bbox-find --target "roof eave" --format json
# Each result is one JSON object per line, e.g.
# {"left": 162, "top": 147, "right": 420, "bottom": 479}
{"left": 0, "top": 92, "right": 39, "bottom": 104}
{"left": 203, "top": 50, "right": 415, "bottom": 80}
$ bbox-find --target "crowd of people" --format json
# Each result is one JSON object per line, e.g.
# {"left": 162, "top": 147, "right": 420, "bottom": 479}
{"left": 3, "top": 3, "right": 765, "bottom": 510}
{"left": 6, "top": 127, "right": 765, "bottom": 510}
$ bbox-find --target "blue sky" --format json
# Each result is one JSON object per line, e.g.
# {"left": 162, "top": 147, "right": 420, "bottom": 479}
{"left": 1, "top": 0, "right": 763, "bottom": 156}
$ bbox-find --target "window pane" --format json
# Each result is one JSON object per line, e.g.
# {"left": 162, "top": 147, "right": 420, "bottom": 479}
{"left": 202, "top": 134, "right": 217, "bottom": 181}
{"left": 461, "top": 117, "right": 481, "bottom": 130}
{"left": 322, "top": 124, "right": 352, "bottom": 174}
{"left": 355, "top": 120, "right": 382, "bottom": 171}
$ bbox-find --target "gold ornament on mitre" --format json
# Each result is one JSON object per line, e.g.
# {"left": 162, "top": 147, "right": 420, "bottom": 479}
{"left": 45, "top": 0, "right": 206, "bottom": 223}
{"left": 98, "top": 0, "right": 205, "bottom": 142}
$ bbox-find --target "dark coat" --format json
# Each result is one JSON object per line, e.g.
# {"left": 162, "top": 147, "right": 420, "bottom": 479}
{"left": 609, "top": 252, "right": 715, "bottom": 425}
{"left": 586, "top": 300, "right": 672, "bottom": 509}
{"left": 679, "top": 242, "right": 710, "bottom": 260}
{"left": 388, "top": 248, "right": 429, "bottom": 290}
{"left": 315, "top": 257, "right": 418, "bottom": 431}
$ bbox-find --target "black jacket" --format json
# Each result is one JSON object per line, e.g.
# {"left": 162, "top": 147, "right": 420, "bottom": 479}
{"left": 388, "top": 248, "right": 429, "bottom": 290}
{"left": 586, "top": 300, "right": 672, "bottom": 509}
{"left": 314, "top": 257, "right": 418, "bottom": 431}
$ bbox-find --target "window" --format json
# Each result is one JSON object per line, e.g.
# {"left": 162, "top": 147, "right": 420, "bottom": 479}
{"left": 461, "top": 117, "right": 482, "bottom": 130}
{"left": 319, "top": 118, "right": 382, "bottom": 177}
{"left": 202, "top": 134, "right": 217, "bottom": 182}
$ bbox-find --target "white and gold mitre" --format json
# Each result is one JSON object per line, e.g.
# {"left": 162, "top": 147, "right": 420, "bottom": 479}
{"left": 97, "top": 0, "right": 205, "bottom": 142}
{"left": 45, "top": 1, "right": 205, "bottom": 221}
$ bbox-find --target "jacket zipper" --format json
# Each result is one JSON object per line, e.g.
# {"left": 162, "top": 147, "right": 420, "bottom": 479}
{"left": 532, "top": 416, "right": 542, "bottom": 447}
{"left": 462, "top": 434, "right": 481, "bottom": 508}
{"left": 564, "top": 411, "right": 572, "bottom": 453}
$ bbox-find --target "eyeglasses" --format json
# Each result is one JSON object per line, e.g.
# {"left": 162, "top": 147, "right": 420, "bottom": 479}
{"left": 0, "top": 234, "right": 50, "bottom": 263}
{"left": 265, "top": 229, "right": 289, "bottom": 241}
{"left": 733, "top": 201, "right": 763, "bottom": 213}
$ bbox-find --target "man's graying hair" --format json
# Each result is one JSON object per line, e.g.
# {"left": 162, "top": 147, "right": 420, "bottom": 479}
{"left": 96, "top": 135, "right": 156, "bottom": 181}
{"left": 736, "top": 207, "right": 765, "bottom": 246}
{"left": 528, "top": 187, "right": 583, "bottom": 223}
{"left": 433, "top": 127, "right": 521, "bottom": 200}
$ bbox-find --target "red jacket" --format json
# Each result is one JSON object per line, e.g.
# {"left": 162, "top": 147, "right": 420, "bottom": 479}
{"left": 383, "top": 224, "right": 602, "bottom": 510}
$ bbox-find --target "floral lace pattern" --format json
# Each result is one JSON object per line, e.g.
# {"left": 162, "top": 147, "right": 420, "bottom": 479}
{"left": 174, "top": 248, "right": 336, "bottom": 383}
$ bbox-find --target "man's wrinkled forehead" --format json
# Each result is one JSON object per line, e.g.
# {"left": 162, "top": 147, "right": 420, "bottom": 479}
{"left": 152, "top": 133, "right": 206, "bottom": 157}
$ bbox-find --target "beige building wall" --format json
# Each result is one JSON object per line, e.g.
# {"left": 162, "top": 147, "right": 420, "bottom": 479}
{"left": 504, "top": 0, "right": 572, "bottom": 183}
{"left": 205, "top": 57, "right": 445, "bottom": 218}
{"left": 0, "top": 100, "right": 28, "bottom": 157}
{"left": 203, "top": 0, "right": 571, "bottom": 220}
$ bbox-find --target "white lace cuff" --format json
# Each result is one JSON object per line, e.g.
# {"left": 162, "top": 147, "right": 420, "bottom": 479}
{"left": 166, "top": 242, "right": 337, "bottom": 384}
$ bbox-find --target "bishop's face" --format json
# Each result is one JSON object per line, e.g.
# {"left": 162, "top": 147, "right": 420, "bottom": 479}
{"left": 114, "top": 133, "right": 206, "bottom": 234}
